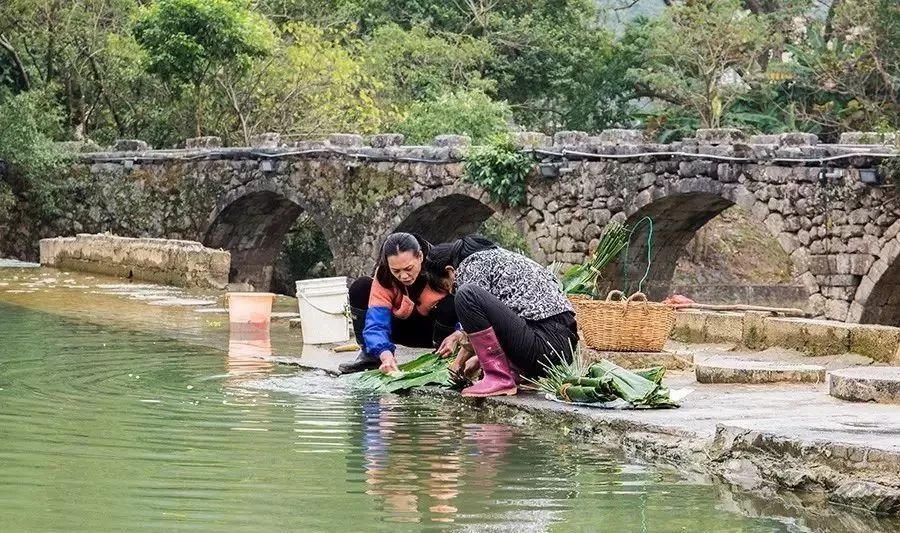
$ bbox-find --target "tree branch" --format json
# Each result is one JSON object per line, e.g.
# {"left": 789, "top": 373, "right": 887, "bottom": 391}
{"left": 0, "top": 33, "right": 30, "bottom": 91}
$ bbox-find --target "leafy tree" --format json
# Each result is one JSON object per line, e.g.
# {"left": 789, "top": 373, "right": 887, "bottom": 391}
{"left": 217, "top": 22, "right": 388, "bottom": 144}
{"left": 133, "top": 0, "right": 275, "bottom": 135}
{"left": 782, "top": 0, "right": 899, "bottom": 135}
{"left": 395, "top": 90, "right": 512, "bottom": 144}
{"left": 0, "top": 89, "right": 68, "bottom": 218}
{"left": 631, "top": 0, "right": 772, "bottom": 129}
{"left": 361, "top": 24, "right": 495, "bottom": 108}
{"left": 266, "top": 0, "right": 633, "bottom": 132}
{"left": 0, "top": 0, "right": 143, "bottom": 140}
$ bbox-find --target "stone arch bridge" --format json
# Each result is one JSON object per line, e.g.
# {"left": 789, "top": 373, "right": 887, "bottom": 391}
{"left": 7, "top": 129, "right": 900, "bottom": 325}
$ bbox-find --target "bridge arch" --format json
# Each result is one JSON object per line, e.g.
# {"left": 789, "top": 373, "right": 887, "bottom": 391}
{"left": 203, "top": 181, "right": 336, "bottom": 291}
{"left": 850, "top": 223, "right": 900, "bottom": 325}
{"left": 614, "top": 180, "right": 814, "bottom": 302}
{"left": 394, "top": 193, "right": 495, "bottom": 244}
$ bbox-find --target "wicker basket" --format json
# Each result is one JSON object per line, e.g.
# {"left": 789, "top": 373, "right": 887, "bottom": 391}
{"left": 569, "top": 290, "right": 676, "bottom": 352}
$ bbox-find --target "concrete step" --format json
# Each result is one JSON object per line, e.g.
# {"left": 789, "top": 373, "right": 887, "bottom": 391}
{"left": 582, "top": 349, "right": 693, "bottom": 370}
{"left": 695, "top": 356, "right": 826, "bottom": 384}
{"left": 829, "top": 367, "right": 900, "bottom": 404}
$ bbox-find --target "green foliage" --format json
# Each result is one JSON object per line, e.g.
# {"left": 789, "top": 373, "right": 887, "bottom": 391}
{"left": 478, "top": 216, "right": 532, "bottom": 258}
{"left": 775, "top": 1, "right": 900, "bottom": 138}
{"left": 561, "top": 222, "right": 629, "bottom": 297}
{"left": 219, "top": 22, "right": 388, "bottom": 143}
{"left": 463, "top": 135, "right": 534, "bottom": 207}
{"left": 631, "top": 0, "right": 771, "bottom": 129}
{"left": 134, "top": 0, "right": 275, "bottom": 135}
{"left": 362, "top": 24, "right": 495, "bottom": 106}
{"left": 396, "top": 90, "right": 512, "bottom": 145}
{"left": 134, "top": 0, "right": 274, "bottom": 87}
{"left": 0, "top": 90, "right": 69, "bottom": 217}
{"left": 348, "top": 352, "right": 453, "bottom": 392}
{"left": 0, "top": 0, "right": 897, "bottom": 171}
{"left": 277, "top": 214, "right": 335, "bottom": 281}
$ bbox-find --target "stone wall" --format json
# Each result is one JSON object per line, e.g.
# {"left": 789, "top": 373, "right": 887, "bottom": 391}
{"left": 39, "top": 234, "right": 230, "bottom": 289}
{"left": 2, "top": 128, "right": 898, "bottom": 323}
{"left": 672, "top": 310, "right": 900, "bottom": 363}
{"left": 669, "top": 284, "right": 807, "bottom": 308}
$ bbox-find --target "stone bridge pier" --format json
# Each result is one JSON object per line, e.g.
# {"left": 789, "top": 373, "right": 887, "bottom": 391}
{"left": 3, "top": 129, "right": 898, "bottom": 324}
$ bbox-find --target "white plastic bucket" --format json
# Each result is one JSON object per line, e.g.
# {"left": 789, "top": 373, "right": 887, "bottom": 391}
{"left": 227, "top": 292, "right": 276, "bottom": 331}
{"left": 296, "top": 277, "right": 350, "bottom": 344}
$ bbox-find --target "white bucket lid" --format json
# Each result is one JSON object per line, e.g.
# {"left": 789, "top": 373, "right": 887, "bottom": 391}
{"left": 296, "top": 276, "right": 347, "bottom": 288}
{"left": 297, "top": 285, "right": 348, "bottom": 298}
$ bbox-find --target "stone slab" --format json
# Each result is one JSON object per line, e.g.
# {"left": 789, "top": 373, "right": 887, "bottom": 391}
{"left": 696, "top": 356, "right": 826, "bottom": 384}
{"left": 848, "top": 324, "right": 900, "bottom": 364}
{"left": 705, "top": 312, "right": 744, "bottom": 344}
{"left": 582, "top": 348, "right": 693, "bottom": 370}
{"left": 764, "top": 317, "right": 851, "bottom": 356}
{"left": 830, "top": 367, "right": 900, "bottom": 404}
{"left": 671, "top": 310, "right": 708, "bottom": 343}
{"left": 39, "top": 234, "right": 231, "bottom": 289}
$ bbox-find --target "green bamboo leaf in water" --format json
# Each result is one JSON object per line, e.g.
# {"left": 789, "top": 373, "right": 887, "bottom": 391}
{"left": 347, "top": 352, "right": 453, "bottom": 393}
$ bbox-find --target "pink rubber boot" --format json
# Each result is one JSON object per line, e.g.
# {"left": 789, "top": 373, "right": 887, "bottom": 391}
{"left": 462, "top": 327, "right": 518, "bottom": 397}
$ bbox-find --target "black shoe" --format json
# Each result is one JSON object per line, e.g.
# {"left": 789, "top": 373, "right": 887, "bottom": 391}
{"left": 338, "top": 351, "right": 380, "bottom": 374}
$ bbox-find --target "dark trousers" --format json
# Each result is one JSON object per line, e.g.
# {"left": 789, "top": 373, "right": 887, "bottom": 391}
{"left": 455, "top": 284, "right": 578, "bottom": 378}
{"left": 349, "top": 277, "right": 457, "bottom": 353}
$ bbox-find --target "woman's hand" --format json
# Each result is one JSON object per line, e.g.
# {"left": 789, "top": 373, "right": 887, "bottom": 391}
{"left": 436, "top": 330, "right": 466, "bottom": 358}
{"left": 379, "top": 351, "right": 399, "bottom": 374}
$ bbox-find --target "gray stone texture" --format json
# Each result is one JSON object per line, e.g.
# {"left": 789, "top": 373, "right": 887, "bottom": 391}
{"left": 695, "top": 356, "right": 826, "bottom": 384}
{"left": 185, "top": 136, "right": 222, "bottom": 149}
{"left": 0, "top": 133, "right": 897, "bottom": 319}
{"left": 830, "top": 367, "right": 900, "bottom": 404}
{"left": 39, "top": 234, "right": 230, "bottom": 289}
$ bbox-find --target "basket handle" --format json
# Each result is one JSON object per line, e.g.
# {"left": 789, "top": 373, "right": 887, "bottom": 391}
{"left": 622, "top": 291, "right": 649, "bottom": 316}
{"left": 605, "top": 290, "right": 626, "bottom": 302}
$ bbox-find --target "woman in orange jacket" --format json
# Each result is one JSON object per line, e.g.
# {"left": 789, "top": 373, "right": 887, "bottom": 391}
{"left": 338, "top": 233, "right": 461, "bottom": 374}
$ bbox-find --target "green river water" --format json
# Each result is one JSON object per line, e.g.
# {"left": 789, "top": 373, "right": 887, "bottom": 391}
{"left": 0, "top": 265, "right": 890, "bottom": 531}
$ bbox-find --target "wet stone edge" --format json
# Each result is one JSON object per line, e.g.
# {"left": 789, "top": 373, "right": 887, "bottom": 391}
{"left": 409, "top": 387, "right": 900, "bottom": 517}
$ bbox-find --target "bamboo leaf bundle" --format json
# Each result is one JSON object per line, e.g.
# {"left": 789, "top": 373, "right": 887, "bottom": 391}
{"left": 533, "top": 357, "right": 680, "bottom": 408}
{"left": 561, "top": 222, "right": 629, "bottom": 297}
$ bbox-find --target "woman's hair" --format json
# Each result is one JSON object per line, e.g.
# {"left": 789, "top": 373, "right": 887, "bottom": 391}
{"left": 424, "top": 235, "right": 497, "bottom": 289}
{"left": 374, "top": 232, "right": 432, "bottom": 290}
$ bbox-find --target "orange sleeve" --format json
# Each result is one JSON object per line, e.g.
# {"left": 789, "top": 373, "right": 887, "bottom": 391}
{"left": 415, "top": 287, "right": 448, "bottom": 316}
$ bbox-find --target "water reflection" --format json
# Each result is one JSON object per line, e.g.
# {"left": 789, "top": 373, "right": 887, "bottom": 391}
{"left": 355, "top": 397, "right": 568, "bottom": 528}
{"left": 226, "top": 329, "right": 274, "bottom": 380}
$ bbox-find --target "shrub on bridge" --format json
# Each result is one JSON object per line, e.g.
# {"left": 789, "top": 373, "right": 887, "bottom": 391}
{"left": 463, "top": 134, "right": 534, "bottom": 207}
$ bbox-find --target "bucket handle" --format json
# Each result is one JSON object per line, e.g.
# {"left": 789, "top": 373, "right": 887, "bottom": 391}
{"left": 298, "top": 290, "right": 349, "bottom": 316}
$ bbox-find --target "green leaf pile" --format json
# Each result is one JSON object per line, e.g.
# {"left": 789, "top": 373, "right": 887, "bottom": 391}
{"left": 348, "top": 352, "right": 452, "bottom": 393}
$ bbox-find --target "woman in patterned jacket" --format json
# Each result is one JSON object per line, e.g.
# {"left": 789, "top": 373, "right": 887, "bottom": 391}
{"left": 425, "top": 235, "right": 578, "bottom": 397}
{"left": 338, "top": 232, "right": 459, "bottom": 374}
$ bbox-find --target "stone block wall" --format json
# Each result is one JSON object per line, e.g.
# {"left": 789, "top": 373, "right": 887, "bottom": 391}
{"left": 39, "top": 234, "right": 230, "bottom": 289}
{"left": 672, "top": 310, "right": 900, "bottom": 363}
{"left": 1, "top": 128, "right": 897, "bottom": 322}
